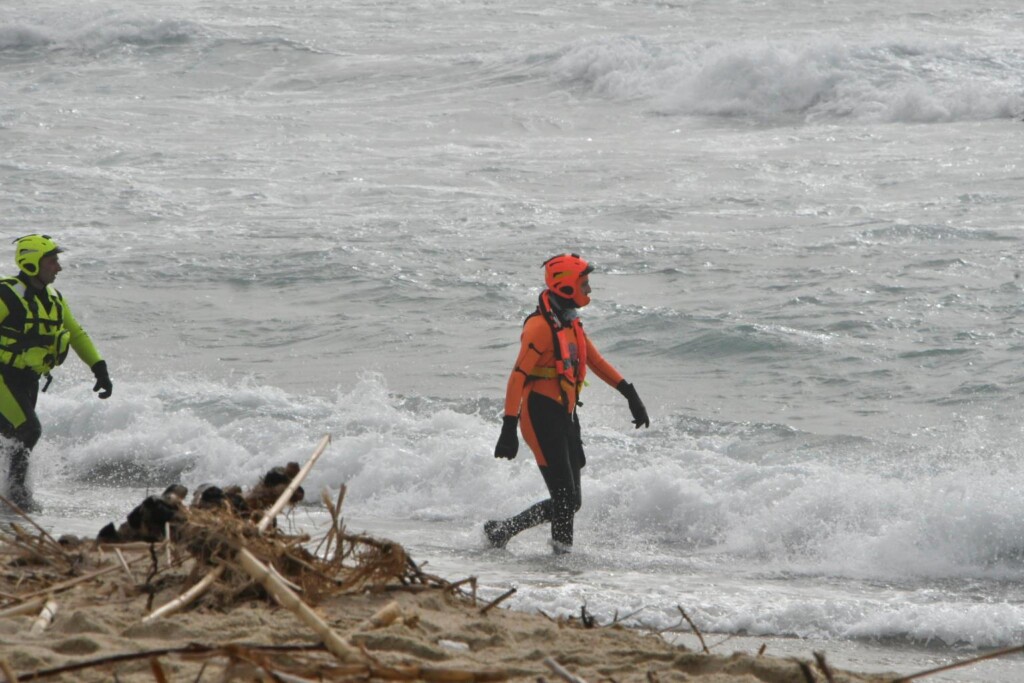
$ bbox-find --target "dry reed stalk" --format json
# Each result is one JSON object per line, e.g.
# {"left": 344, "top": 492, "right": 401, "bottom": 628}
{"left": 676, "top": 606, "right": 709, "bottom": 654}
{"left": 148, "top": 657, "right": 169, "bottom": 683}
{"left": 606, "top": 607, "right": 645, "bottom": 627}
{"left": 17, "top": 558, "right": 144, "bottom": 602}
{"left": 9, "top": 642, "right": 324, "bottom": 680}
{"left": 543, "top": 657, "right": 588, "bottom": 683}
{"left": 113, "top": 548, "right": 134, "bottom": 582}
{"left": 315, "top": 488, "right": 336, "bottom": 549}
{"left": 0, "top": 596, "right": 45, "bottom": 619}
{"left": 355, "top": 600, "right": 403, "bottom": 631}
{"left": 146, "top": 565, "right": 226, "bottom": 623}
{"left": 265, "top": 561, "right": 303, "bottom": 593}
{"left": 28, "top": 599, "right": 57, "bottom": 635}
{"left": 419, "top": 667, "right": 483, "bottom": 682}
{"left": 0, "top": 495, "right": 68, "bottom": 562}
{"left": 257, "top": 434, "right": 331, "bottom": 534}
{"left": 314, "top": 483, "right": 347, "bottom": 562}
{"left": 97, "top": 542, "right": 167, "bottom": 553}
{"left": 892, "top": 644, "right": 1024, "bottom": 682}
{"left": 336, "top": 536, "right": 408, "bottom": 591}
{"left": 331, "top": 485, "right": 346, "bottom": 529}
{"left": 480, "top": 587, "right": 516, "bottom": 615}
{"left": 813, "top": 651, "right": 835, "bottom": 683}
{"left": 235, "top": 547, "right": 359, "bottom": 662}
{"left": 0, "top": 658, "right": 17, "bottom": 683}
{"left": 12, "top": 640, "right": 506, "bottom": 682}
{"left": 447, "top": 576, "right": 477, "bottom": 603}
{"left": 144, "top": 434, "right": 331, "bottom": 622}
{"left": 793, "top": 658, "right": 816, "bottom": 683}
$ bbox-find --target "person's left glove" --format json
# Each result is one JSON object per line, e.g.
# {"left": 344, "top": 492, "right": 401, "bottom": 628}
{"left": 91, "top": 360, "right": 113, "bottom": 399}
{"left": 616, "top": 379, "right": 649, "bottom": 429}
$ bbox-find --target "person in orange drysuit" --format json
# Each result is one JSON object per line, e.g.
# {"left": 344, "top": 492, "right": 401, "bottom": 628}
{"left": 486, "top": 254, "right": 649, "bottom": 553}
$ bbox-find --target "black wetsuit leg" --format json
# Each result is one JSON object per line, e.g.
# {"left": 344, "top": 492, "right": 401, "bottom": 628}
{"left": 492, "top": 392, "right": 584, "bottom": 548}
{"left": 0, "top": 368, "right": 42, "bottom": 506}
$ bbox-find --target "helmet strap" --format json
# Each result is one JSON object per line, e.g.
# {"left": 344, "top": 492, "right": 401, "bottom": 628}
{"left": 546, "top": 290, "right": 579, "bottom": 321}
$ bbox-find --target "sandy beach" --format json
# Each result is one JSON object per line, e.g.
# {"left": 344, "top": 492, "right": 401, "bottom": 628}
{"left": 0, "top": 490, "right": 899, "bottom": 683}
{"left": 0, "top": 558, "right": 896, "bottom": 683}
{"left": 1, "top": 585, "right": 903, "bottom": 682}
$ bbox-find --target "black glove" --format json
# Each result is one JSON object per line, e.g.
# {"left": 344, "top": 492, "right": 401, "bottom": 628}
{"left": 616, "top": 380, "right": 649, "bottom": 429}
{"left": 91, "top": 360, "right": 113, "bottom": 399}
{"left": 494, "top": 415, "right": 519, "bottom": 459}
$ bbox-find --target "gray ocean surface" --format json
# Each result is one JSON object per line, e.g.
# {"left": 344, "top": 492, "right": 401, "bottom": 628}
{"left": 3, "top": 0, "right": 1024, "bottom": 679}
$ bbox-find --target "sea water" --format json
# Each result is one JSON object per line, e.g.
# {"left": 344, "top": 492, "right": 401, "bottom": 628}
{"left": 3, "top": 0, "right": 1024, "bottom": 679}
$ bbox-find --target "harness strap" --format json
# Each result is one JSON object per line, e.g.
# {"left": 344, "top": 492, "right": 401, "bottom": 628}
{"left": 524, "top": 291, "right": 588, "bottom": 408}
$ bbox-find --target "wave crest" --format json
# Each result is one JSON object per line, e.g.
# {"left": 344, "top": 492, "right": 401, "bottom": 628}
{"left": 0, "top": 26, "right": 53, "bottom": 51}
{"left": 549, "top": 36, "right": 1024, "bottom": 123}
{"left": 0, "top": 17, "right": 204, "bottom": 55}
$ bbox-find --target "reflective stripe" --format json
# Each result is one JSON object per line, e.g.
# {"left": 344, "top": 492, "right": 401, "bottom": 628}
{"left": 528, "top": 367, "right": 558, "bottom": 379}
{"left": 0, "top": 372, "right": 28, "bottom": 428}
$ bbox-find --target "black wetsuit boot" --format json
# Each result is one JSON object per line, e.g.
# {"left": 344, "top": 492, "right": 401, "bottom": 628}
{"left": 484, "top": 470, "right": 582, "bottom": 551}
{"left": 485, "top": 501, "right": 550, "bottom": 548}
{"left": 6, "top": 445, "right": 34, "bottom": 511}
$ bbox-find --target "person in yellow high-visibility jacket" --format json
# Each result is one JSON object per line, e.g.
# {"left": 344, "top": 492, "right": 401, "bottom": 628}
{"left": 0, "top": 234, "right": 112, "bottom": 511}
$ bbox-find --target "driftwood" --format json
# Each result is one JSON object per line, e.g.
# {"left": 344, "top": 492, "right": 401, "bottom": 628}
{"left": 235, "top": 546, "right": 359, "bottom": 661}
{"left": 544, "top": 657, "right": 588, "bottom": 683}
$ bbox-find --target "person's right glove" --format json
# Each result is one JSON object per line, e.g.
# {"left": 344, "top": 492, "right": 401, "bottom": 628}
{"left": 494, "top": 415, "right": 519, "bottom": 459}
{"left": 91, "top": 360, "right": 113, "bottom": 399}
{"left": 616, "top": 380, "right": 649, "bottom": 429}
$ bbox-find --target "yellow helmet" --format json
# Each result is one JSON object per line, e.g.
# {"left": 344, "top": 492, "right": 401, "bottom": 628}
{"left": 14, "top": 234, "right": 63, "bottom": 276}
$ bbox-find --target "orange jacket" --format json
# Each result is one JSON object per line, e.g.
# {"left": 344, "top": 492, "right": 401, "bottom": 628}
{"left": 503, "top": 313, "right": 624, "bottom": 416}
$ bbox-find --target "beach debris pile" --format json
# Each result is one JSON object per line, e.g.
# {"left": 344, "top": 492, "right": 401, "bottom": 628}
{"left": 0, "top": 436, "right": 513, "bottom": 681}
{"left": 0, "top": 434, "right": 985, "bottom": 682}
{"left": 95, "top": 461, "right": 307, "bottom": 544}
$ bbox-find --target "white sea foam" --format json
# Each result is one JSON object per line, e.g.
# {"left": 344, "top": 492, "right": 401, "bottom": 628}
{"left": 549, "top": 37, "right": 1024, "bottom": 122}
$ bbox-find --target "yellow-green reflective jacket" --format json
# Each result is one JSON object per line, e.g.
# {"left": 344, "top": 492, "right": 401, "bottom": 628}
{"left": 0, "top": 277, "right": 102, "bottom": 376}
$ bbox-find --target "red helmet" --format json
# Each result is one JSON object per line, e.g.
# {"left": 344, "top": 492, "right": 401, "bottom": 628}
{"left": 543, "top": 253, "right": 594, "bottom": 307}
